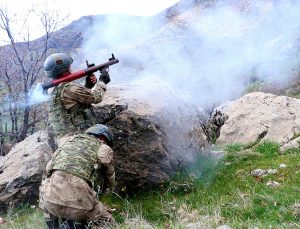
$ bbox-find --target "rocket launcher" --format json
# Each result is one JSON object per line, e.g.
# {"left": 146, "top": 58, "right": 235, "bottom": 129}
{"left": 42, "top": 54, "right": 119, "bottom": 91}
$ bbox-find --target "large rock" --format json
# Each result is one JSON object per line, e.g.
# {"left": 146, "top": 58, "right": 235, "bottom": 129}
{"left": 0, "top": 131, "right": 52, "bottom": 212}
{"left": 216, "top": 92, "right": 300, "bottom": 150}
{"left": 94, "top": 82, "right": 208, "bottom": 193}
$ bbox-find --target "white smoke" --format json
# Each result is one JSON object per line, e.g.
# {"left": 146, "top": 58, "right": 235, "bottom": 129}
{"left": 80, "top": 0, "right": 300, "bottom": 107}
{"left": 77, "top": 0, "right": 300, "bottom": 176}
{"left": 28, "top": 84, "right": 50, "bottom": 106}
{"left": 1, "top": 84, "right": 49, "bottom": 110}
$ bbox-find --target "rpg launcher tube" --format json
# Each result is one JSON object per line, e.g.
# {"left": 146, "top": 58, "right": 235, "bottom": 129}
{"left": 42, "top": 56, "right": 119, "bottom": 91}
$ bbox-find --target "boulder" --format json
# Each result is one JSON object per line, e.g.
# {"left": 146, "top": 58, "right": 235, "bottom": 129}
{"left": 0, "top": 131, "right": 53, "bottom": 212}
{"left": 93, "top": 82, "right": 208, "bottom": 193}
{"left": 215, "top": 92, "right": 300, "bottom": 150}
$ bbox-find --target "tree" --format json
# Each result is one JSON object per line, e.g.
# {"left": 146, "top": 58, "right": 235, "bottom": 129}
{"left": 0, "top": 6, "right": 66, "bottom": 141}
{"left": 0, "top": 112, "right": 3, "bottom": 155}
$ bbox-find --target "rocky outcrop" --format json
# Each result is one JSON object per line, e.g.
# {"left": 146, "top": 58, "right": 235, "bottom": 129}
{"left": 215, "top": 92, "right": 300, "bottom": 150}
{"left": 0, "top": 131, "right": 52, "bottom": 211}
{"left": 94, "top": 82, "right": 208, "bottom": 193}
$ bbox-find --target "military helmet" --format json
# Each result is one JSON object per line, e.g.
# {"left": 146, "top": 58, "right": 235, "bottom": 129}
{"left": 44, "top": 53, "right": 73, "bottom": 78}
{"left": 85, "top": 124, "right": 114, "bottom": 146}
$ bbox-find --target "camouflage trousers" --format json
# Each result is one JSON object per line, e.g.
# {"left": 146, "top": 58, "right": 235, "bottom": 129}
{"left": 39, "top": 171, "right": 115, "bottom": 228}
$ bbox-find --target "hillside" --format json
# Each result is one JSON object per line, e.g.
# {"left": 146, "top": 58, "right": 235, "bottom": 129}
{"left": 0, "top": 0, "right": 300, "bottom": 228}
{"left": 1, "top": 140, "right": 299, "bottom": 228}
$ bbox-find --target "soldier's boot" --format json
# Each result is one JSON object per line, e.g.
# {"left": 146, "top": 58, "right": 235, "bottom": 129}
{"left": 44, "top": 212, "right": 60, "bottom": 229}
{"left": 90, "top": 217, "right": 116, "bottom": 229}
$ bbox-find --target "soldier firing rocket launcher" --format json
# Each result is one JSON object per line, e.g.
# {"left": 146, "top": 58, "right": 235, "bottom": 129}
{"left": 42, "top": 54, "right": 119, "bottom": 91}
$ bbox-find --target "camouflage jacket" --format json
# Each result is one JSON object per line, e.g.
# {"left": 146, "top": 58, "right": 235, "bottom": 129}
{"left": 46, "top": 134, "right": 115, "bottom": 192}
{"left": 48, "top": 81, "right": 106, "bottom": 137}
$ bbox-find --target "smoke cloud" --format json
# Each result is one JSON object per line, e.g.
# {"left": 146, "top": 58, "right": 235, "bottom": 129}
{"left": 77, "top": 0, "right": 300, "bottom": 179}
{"left": 28, "top": 84, "right": 50, "bottom": 106}
{"left": 1, "top": 84, "right": 49, "bottom": 110}
{"left": 80, "top": 0, "right": 300, "bottom": 108}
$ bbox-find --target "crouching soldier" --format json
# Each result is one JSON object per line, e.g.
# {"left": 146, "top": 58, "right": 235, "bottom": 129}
{"left": 39, "top": 124, "right": 116, "bottom": 229}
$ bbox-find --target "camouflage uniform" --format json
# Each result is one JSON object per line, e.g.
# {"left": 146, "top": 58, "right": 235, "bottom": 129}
{"left": 48, "top": 81, "right": 106, "bottom": 147}
{"left": 39, "top": 134, "right": 115, "bottom": 227}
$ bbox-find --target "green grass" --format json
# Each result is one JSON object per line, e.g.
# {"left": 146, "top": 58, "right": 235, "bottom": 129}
{"left": 1, "top": 141, "right": 300, "bottom": 228}
{"left": 0, "top": 204, "right": 45, "bottom": 229}
{"left": 244, "top": 80, "right": 264, "bottom": 94}
{"left": 291, "top": 93, "right": 300, "bottom": 99}
{"left": 254, "top": 140, "right": 280, "bottom": 157}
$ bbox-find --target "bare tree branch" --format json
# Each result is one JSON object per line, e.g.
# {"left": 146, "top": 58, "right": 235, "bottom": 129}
{"left": 0, "top": 6, "right": 66, "bottom": 141}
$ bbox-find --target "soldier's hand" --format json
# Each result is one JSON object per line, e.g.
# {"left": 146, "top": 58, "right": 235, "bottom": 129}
{"left": 99, "top": 72, "right": 111, "bottom": 84}
{"left": 100, "top": 67, "right": 109, "bottom": 74}
{"left": 85, "top": 74, "right": 97, "bottom": 88}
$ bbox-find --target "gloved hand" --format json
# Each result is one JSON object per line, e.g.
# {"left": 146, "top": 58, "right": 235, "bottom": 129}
{"left": 100, "top": 67, "right": 109, "bottom": 74}
{"left": 99, "top": 67, "right": 111, "bottom": 84}
{"left": 85, "top": 74, "right": 97, "bottom": 89}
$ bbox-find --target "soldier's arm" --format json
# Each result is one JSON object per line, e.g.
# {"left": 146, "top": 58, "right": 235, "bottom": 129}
{"left": 62, "top": 81, "right": 107, "bottom": 106}
{"left": 97, "top": 144, "right": 116, "bottom": 190}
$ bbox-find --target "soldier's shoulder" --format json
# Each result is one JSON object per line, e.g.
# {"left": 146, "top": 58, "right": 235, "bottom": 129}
{"left": 98, "top": 144, "right": 114, "bottom": 164}
{"left": 62, "top": 134, "right": 95, "bottom": 146}
{"left": 56, "top": 82, "right": 72, "bottom": 88}
{"left": 67, "top": 82, "right": 90, "bottom": 93}
{"left": 72, "top": 133, "right": 96, "bottom": 142}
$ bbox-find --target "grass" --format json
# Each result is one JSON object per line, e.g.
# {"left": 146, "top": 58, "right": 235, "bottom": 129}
{"left": 254, "top": 140, "right": 280, "bottom": 157}
{"left": 0, "top": 204, "right": 45, "bottom": 229}
{"left": 290, "top": 92, "right": 300, "bottom": 99}
{"left": 1, "top": 141, "right": 300, "bottom": 228}
{"left": 244, "top": 80, "right": 264, "bottom": 94}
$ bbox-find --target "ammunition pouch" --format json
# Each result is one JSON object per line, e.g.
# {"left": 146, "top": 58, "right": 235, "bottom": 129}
{"left": 68, "top": 107, "right": 97, "bottom": 130}
{"left": 89, "top": 164, "right": 104, "bottom": 196}
{"left": 83, "top": 108, "right": 97, "bottom": 126}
